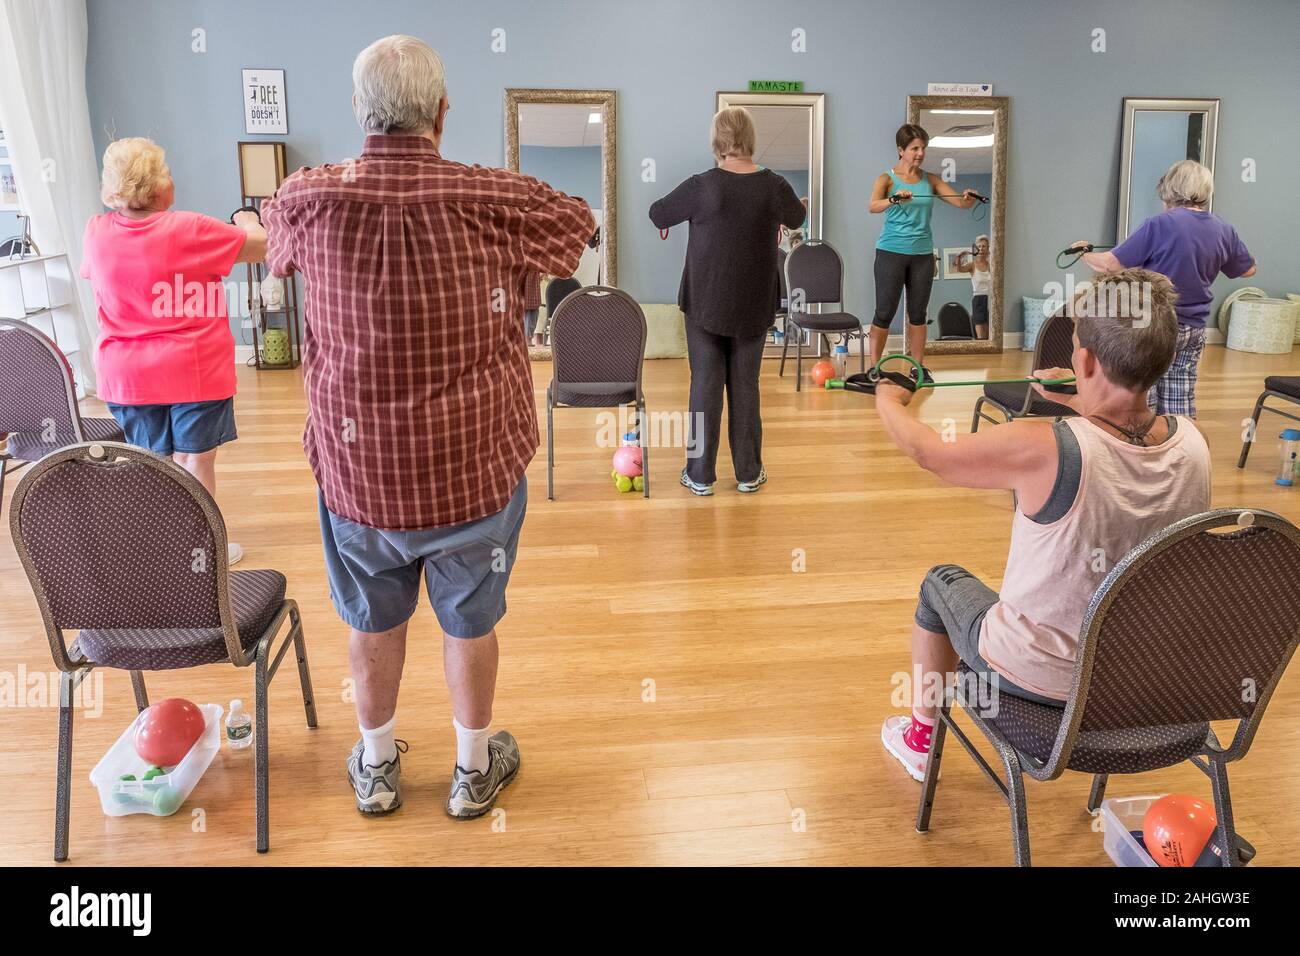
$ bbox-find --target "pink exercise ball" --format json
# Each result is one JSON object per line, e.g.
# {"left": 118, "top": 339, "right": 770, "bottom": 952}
{"left": 612, "top": 445, "right": 643, "bottom": 477}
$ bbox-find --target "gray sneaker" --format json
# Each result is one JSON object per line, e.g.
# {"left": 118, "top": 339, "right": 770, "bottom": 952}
{"left": 446, "top": 730, "right": 521, "bottom": 819}
{"left": 346, "top": 738, "right": 408, "bottom": 815}
{"left": 680, "top": 467, "right": 714, "bottom": 497}
{"left": 737, "top": 468, "right": 768, "bottom": 493}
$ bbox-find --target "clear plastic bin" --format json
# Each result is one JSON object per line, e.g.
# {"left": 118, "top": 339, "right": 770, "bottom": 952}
{"left": 1100, "top": 794, "right": 1162, "bottom": 866}
{"left": 90, "top": 703, "right": 223, "bottom": 817}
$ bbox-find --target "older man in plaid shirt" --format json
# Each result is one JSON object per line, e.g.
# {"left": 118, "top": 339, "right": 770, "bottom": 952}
{"left": 262, "top": 35, "right": 593, "bottom": 819}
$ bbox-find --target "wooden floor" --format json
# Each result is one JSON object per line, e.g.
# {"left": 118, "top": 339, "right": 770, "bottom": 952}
{"left": 3, "top": 345, "right": 1300, "bottom": 867}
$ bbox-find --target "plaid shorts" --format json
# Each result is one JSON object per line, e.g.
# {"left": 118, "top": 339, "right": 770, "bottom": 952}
{"left": 1148, "top": 325, "right": 1206, "bottom": 418}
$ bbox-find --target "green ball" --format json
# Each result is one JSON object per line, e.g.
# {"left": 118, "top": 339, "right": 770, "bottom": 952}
{"left": 143, "top": 767, "right": 165, "bottom": 781}
{"left": 153, "top": 787, "right": 183, "bottom": 816}
{"left": 632, "top": 476, "right": 644, "bottom": 492}
{"left": 615, "top": 475, "right": 633, "bottom": 493}
{"left": 118, "top": 773, "right": 136, "bottom": 782}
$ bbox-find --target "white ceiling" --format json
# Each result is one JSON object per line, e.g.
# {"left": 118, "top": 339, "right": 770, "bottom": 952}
{"left": 917, "top": 109, "right": 995, "bottom": 175}
{"left": 747, "top": 106, "right": 811, "bottom": 171}
{"left": 519, "top": 103, "right": 603, "bottom": 148}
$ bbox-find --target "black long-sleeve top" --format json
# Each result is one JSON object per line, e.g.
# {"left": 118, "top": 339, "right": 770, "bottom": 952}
{"left": 649, "top": 167, "right": 807, "bottom": 338}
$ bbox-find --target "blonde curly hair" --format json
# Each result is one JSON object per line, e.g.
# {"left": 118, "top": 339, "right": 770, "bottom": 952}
{"left": 100, "top": 137, "right": 170, "bottom": 211}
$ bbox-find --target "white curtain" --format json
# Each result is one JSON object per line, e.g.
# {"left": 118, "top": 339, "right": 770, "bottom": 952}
{"left": 0, "top": 0, "right": 103, "bottom": 389}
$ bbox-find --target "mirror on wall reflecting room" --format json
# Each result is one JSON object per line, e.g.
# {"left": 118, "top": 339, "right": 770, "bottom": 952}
{"left": 1117, "top": 97, "right": 1219, "bottom": 240}
{"left": 715, "top": 91, "right": 824, "bottom": 356}
{"left": 505, "top": 88, "right": 616, "bottom": 354}
{"left": 907, "top": 95, "right": 1008, "bottom": 353}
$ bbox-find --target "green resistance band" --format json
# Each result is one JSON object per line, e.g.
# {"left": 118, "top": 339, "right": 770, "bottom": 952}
{"left": 825, "top": 352, "right": 1077, "bottom": 392}
{"left": 1056, "top": 242, "right": 1116, "bottom": 269}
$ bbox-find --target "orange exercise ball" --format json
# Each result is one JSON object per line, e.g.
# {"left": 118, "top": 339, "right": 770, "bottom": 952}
{"left": 810, "top": 360, "right": 836, "bottom": 387}
{"left": 134, "top": 698, "right": 205, "bottom": 768}
{"left": 1143, "top": 794, "right": 1217, "bottom": 867}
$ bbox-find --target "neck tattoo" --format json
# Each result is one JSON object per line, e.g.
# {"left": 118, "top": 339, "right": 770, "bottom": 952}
{"left": 1089, "top": 412, "right": 1161, "bottom": 446}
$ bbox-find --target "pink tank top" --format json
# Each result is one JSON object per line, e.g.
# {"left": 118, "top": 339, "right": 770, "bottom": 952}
{"left": 978, "top": 416, "right": 1211, "bottom": 700}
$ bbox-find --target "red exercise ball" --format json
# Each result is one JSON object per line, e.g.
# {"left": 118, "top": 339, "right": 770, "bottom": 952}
{"left": 810, "top": 360, "right": 836, "bottom": 387}
{"left": 134, "top": 698, "right": 205, "bottom": 768}
{"left": 1143, "top": 794, "right": 1217, "bottom": 867}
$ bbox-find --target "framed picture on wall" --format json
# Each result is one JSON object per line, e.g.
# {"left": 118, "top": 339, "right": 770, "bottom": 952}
{"left": 942, "top": 247, "right": 969, "bottom": 280}
{"left": 242, "top": 68, "right": 289, "bottom": 135}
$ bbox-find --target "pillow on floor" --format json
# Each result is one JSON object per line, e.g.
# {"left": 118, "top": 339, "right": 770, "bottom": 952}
{"left": 640, "top": 303, "right": 688, "bottom": 358}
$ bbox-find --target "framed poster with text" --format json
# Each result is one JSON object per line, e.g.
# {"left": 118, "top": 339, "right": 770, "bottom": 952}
{"left": 242, "top": 69, "right": 288, "bottom": 135}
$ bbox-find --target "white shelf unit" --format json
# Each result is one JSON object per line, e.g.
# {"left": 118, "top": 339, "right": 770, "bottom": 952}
{"left": 0, "top": 253, "right": 86, "bottom": 397}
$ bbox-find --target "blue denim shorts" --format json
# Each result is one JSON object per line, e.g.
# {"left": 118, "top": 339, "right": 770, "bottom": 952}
{"left": 108, "top": 398, "right": 237, "bottom": 456}
{"left": 318, "top": 477, "right": 528, "bottom": 637}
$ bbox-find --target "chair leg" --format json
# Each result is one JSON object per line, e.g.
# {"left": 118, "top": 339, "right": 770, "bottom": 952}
{"left": 54, "top": 670, "right": 75, "bottom": 862}
{"left": 1207, "top": 754, "right": 1241, "bottom": 867}
{"left": 858, "top": 330, "right": 866, "bottom": 373}
{"left": 130, "top": 670, "right": 149, "bottom": 712}
{"left": 971, "top": 397, "right": 985, "bottom": 434}
{"left": 915, "top": 703, "right": 949, "bottom": 833}
{"left": 291, "top": 606, "right": 318, "bottom": 729}
{"left": 638, "top": 400, "right": 650, "bottom": 499}
{"left": 795, "top": 331, "right": 803, "bottom": 392}
{"left": 1001, "top": 746, "right": 1032, "bottom": 867}
{"left": 1087, "top": 773, "right": 1109, "bottom": 814}
{"left": 254, "top": 655, "right": 270, "bottom": 853}
{"left": 778, "top": 327, "right": 790, "bottom": 378}
{"left": 1237, "top": 392, "right": 1266, "bottom": 469}
{"left": 546, "top": 392, "right": 555, "bottom": 501}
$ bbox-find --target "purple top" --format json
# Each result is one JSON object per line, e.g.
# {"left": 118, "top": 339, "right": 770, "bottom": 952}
{"left": 1113, "top": 207, "right": 1254, "bottom": 328}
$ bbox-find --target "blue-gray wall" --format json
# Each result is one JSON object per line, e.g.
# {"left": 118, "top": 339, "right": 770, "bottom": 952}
{"left": 84, "top": 0, "right": 1300, "bottom": 336}
{"left": 519, "top": 145, "right": 602, "bottom": 208}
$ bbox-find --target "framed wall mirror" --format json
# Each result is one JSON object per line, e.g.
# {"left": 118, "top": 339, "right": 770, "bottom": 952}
{"left": 505, "top": 88, "right": 616, "bottom": 355}
{"left": 1117, "top": 97, "right": 1219, "bottom": 240}
{"left": 906, "top": 95, "right": 1008, "bottom": 355}
{"left": 716, "top": 90, "right": 824, "bottom": 357}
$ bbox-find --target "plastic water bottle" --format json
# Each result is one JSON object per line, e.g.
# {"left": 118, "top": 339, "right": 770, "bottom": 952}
{"left": 832, "top": 344, "right": 849, "bottom": 382}
{"left": 225, "top": 699, "right": 253, "bottom": 750}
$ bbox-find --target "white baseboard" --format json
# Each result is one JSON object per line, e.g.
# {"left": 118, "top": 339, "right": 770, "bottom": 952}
{"left": 235, "top": 345, "right": 255, "bottom": 364}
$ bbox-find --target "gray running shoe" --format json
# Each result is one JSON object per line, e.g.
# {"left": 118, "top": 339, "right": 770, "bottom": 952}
{"left": 446, "top": 730, "right": 521, "bottom": 819}
{"left": 680, "top": 467, "right": 714, "bottom": 497}
{"left": 737, "top": 468, "right": 768, "bottom": 493}
{"left": 346, "top": 738, "right": 408, "bottom": 815}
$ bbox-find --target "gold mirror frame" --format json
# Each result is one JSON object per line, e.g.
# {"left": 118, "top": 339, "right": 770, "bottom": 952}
{"left": 906, "top": 94, "right": 1008, "bottom": 355}
{"left": 504, "top": 88, "right": 618, "bottom": 288}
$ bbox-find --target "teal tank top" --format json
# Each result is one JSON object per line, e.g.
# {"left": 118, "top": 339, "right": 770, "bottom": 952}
{"left": 876, "top": 168, "right": 934, "bottom": 256}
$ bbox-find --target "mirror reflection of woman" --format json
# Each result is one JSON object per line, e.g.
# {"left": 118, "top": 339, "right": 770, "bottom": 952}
{"left": 649, "top": 106, "right": 805, "bottom": 496}
{"left": 868, "top": 124, "right": 980, "bottom": 383}
{"left": 954, "top": 234, "right": 992, "bottom": 339}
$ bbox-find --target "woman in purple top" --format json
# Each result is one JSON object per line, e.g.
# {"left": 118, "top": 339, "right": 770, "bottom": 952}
{"left": 1075, "top": 160, "right": 1256, "bottom": 418}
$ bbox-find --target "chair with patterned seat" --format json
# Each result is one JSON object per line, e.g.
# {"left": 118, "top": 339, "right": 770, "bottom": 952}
{"left": 916, "top": 508, "right": 1300, "bottom": 866}
{"left": 546, "top": 286, "right": 649, "bottom": 500}
{"left": 1, "top": 321, "right": 124, "bottom": 515}
{"left": 1238, "top": 376, "right": 1300, "bottom": 469}
{"left": 8, "top": 441, "right": 317, "bottom": 861}
{"left": 781, "top": 240, "right": 866, "bottom": 391}
{"left": 971, "top": 306, "right": 1077, "bottom": 432}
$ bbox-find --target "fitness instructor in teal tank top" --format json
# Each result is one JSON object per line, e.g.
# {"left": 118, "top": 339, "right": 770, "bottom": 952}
{"left": 867, "top": 124, "right": 981, "bottom": 383}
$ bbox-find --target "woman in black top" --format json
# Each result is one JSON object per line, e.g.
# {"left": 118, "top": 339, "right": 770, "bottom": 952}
{"left": 649, "top": 106, "right": 806, "bottom": 495}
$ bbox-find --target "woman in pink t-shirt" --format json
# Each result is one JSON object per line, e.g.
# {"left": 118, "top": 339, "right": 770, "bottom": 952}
{"left": 82, "top": 138, "right": 266, "bottom": 564}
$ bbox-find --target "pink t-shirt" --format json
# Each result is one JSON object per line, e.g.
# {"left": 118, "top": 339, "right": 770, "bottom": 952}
{"left": 81, "top": 210, "right": 245, "bottom": 405}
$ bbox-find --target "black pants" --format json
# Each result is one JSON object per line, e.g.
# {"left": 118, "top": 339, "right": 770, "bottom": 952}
{"left": 872, "top": 248, "right": 935, "bottom": 329}
{"left": 685, "top": 322, "right": 766, "bottom": 485}
{"left": 972, "top": 294, "right": 989, "bottom": 334}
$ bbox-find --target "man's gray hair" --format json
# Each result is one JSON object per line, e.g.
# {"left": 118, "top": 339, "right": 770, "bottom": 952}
{"left": 352, "top": 35, "right": 446, "bottom": 134}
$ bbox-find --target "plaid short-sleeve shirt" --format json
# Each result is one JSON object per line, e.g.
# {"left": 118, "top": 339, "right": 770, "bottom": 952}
{"left": 262, "top": 135, "right": 594, "bottom": 530}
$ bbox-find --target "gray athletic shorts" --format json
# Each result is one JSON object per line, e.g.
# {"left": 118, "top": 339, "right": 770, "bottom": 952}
{"left": 318, "top": 477, "right": 527, "bottom": 637}
{"left": 915, "top": 564, "right": 1065, "bottom": 707}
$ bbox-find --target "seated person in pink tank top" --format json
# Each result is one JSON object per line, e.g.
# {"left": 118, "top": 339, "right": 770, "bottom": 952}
{"left": 81, "top": 138, "right": 266, "bottom": 566}
{"left": 872, "top": 269, "right": 1212, "bottom": 782}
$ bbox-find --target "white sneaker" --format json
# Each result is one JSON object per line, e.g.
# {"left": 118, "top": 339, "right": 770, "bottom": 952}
{"left": 227, "top": 542, "right": 244, "bottom": 567}
{"left": 881, "top": 714, "right": 930, "bottom": 782}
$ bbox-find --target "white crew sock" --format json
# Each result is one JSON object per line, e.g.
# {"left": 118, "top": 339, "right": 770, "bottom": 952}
{"left": 453, "top": 717, "right": 492, "bottom": 774}
{"left": 360, "top": 715, "right": 398, "bottom": 768}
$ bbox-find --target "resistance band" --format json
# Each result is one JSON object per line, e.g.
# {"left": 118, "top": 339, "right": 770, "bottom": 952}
{"left": 826, "top": 352, "right": 1076, "bottom": 394}
{"left": 889, "top": 190, "right": 990, "bottom": 222}
{"left": 1056, "top": 241, "right": 1115, "bottom": 269}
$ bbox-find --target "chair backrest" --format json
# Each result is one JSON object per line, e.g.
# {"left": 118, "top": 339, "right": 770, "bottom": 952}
{"left": 785, "top": 239, "right": 844, "bottom": 308}
{"left": 0, "top": 321, "right": 84, "bottom": 446}
{"left": 1048, "top": 510, "right": 1300, "bottom": 768}
{"left": 936, "top": 302, "right": 973, "bottom": 339}
{"left": 549, "top": 286, "right": 647, "bottom": 393}
{"left": 8, "top": 442, "right": 244, "bottom": 671}
{"left": 545, "top": 277, "right": 582, "bottom": 317}
{"left": 1033, "top": 307, "right": 1076, "bottom": 373}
